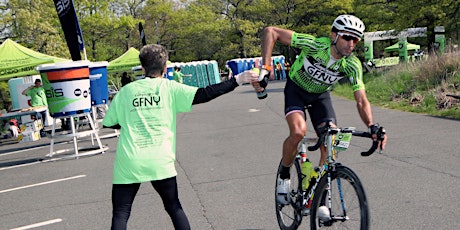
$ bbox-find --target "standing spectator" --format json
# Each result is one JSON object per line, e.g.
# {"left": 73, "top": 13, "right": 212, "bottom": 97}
{"left": 275, "top": 61, "right": 283, "bottom": 80}
{"left": 284, "top": 61, "right": 290, "bottom": 79}
{"left": 120, "top": 72, "right": 132, "bottom": 87}
{"left": 22, "top": 78, "right": 47, "bottom": 137}
{"left": 103, "top": 44, "right": 258, "bottom": 229}
{"left": 173, "top": 66, "right": 184, "bottom": 83}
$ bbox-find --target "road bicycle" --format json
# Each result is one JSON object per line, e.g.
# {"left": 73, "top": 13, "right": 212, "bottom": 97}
{"left": 275, "top": 120, "right": 385, "bottom": 230}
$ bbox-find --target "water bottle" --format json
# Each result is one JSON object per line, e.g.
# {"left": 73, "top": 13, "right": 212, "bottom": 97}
{"left": 301, "top": 154, "right": 312, "bottom": 190}
{"left": 256, "top": 66, "right": 270, "bottom": 99}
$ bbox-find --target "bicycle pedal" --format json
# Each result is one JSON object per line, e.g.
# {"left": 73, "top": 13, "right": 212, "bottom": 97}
{"left": 302, "top": 206, "right": 310, "bottom": 216}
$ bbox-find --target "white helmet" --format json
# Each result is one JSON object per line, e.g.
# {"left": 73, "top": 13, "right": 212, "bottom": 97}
{"left": 332, "top": 15, "right": 365, "bottom": 38}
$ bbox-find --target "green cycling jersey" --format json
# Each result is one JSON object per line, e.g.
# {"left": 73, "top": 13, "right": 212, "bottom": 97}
{"left": 288, "top": 32, "right": 365, "bottom": 94}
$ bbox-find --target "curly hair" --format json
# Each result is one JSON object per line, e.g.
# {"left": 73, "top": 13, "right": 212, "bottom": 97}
{"left": 139, "top": 44, "right": 169, "bottom": 78}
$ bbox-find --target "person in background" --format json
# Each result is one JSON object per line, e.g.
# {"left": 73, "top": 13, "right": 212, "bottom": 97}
{"left": 120, "top": 72, "right": 132, "bottom": 87}
{"left": 252, "top": 15, "right": 387, "bottom": 206}
{"left": 103, "top": 44, "right": 258, "bottom": 230}
{"left": 284, "top": 61, "right": 290, "bottom": 79}
{"left": 22, "top": 78, "right": 47, "bottom": 137}
{"left": 275, "top": 61, "right": 283, "bottom": 80}
{"left": 173, "top": 66, "right": 184, "bottom": 83}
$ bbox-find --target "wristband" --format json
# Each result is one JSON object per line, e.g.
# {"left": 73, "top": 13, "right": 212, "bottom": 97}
{"left": 261, "top": 65, "right": 271, "bottom": 71}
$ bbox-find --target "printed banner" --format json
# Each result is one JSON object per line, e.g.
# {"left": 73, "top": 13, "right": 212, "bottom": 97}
{"left": 139, "top": 22, "right": 147, "bottom": 46}
{"left": 53, "top": 0, "right": 83, "bottom": 61}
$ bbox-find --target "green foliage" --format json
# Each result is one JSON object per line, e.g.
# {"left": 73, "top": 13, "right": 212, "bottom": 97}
{"left": 1, "top": 0, "right": 458, "bottom": 68}
{"left": 334, "top": 51, "right": 460, "bottom": 119}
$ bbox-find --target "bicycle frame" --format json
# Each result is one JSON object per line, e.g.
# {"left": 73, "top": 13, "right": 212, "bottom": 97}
{"left": 299, "top": 129, "right": 336, "bottom": 215}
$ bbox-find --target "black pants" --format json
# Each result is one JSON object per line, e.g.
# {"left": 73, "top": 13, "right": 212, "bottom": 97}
{"left": 111, "top": 177, "right": 190, "bottom": 230}
{"left": 36, "top": 110, "right": 47, "bottom": 136}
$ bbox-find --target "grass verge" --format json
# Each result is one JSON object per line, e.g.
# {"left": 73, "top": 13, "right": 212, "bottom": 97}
{"left": 333, "top": 51, "right": 460, "bottom": 120}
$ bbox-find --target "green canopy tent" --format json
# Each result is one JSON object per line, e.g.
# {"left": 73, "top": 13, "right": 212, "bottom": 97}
{"left": 0, "top": 39, "right": 69, "bottom": 80}
{"left": 107, "top": 47, "right": 140, "bottom": 73}
{"left": 384, "top": 42, "right": 420, "bottom": 52}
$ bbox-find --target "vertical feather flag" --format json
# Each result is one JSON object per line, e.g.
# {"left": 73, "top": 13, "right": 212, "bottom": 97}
{"left": 139, "top": 22, "right": 147, "bottom": 46}
{"left": 53, "top": 0, "right": 85, "bottom": 60}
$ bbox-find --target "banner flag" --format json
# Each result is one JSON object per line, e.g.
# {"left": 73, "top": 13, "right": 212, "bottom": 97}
{"left": 53, "top": 0, "right": 82, "bottom": 61}
{"left": 139, "top": 22, "right": 147, "bottom": 46}
{"left": 75, "top": 12, "right": 85, "bottom": 51}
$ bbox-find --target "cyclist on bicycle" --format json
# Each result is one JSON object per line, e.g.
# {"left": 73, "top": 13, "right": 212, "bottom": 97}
{"left": 253, "top": 15, "right": 387, "bottom": 205}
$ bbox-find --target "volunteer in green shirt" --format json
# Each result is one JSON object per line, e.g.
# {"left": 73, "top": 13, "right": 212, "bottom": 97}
{"left": 172, "top": 66, "right": 184, "bottom": 83}
{"left": 103, "top": 44, "right": 258, "bottom": 230}
{"left": 252, "top": 15, "right": 387, "bottom": 205}
{"left": 22, "top": 78, "right": 48, "bottom": 136}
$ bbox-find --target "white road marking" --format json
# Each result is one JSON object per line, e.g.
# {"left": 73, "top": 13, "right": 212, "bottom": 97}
{"left": 10, "top": 219, "right": 62, "bottom": 230}
{"left": 248, "top": 109, "right": 260, "bottom": 112}
{"left": 0, "top": 175, "right": 86, "bottom": 194}
{"left": 0, "top": 161, "right": 42, "bottom": 171}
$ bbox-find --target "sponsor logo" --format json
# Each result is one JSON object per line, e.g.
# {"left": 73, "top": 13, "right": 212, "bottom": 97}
{"left": 46, "top": 88, "right": 64, "bottom": 98}
{"left": 54, "top": 0, "right": 71, "bottom": 16}
{"left": 303, "top": 57, "right": 343, "bottom": 85}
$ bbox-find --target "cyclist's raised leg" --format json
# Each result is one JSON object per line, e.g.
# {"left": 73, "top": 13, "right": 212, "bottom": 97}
{"left": 279, "top": 78, "right": 310, "bottom": 205}
{"left": 307, "top": 91, "right": 337, "bottom": 166}
{"left": 283, "top": 111, "right": 306, "bottom": 166}
{"left": 277, "top": 111, "right": 306, "bottom": 205}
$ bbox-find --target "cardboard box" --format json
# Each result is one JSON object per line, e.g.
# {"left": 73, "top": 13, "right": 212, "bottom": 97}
{"left": 20, "top": 120, "right": 43, "bottom": 133}
{"left": 18, "top": 131, "right": 41, "bottom": 143}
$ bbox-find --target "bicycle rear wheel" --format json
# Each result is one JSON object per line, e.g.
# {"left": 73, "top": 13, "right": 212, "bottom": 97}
{"left": 310, "top": 165, "right": 369, "bottom": 230}
{"left": 275, "top": 159, "right": 303, "bottom": 230}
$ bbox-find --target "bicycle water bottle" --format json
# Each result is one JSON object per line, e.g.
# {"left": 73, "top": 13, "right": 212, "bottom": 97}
{"left": 301, "top": 154, "right": 312, "bottom": 190}
{"left": 256, "top": 65, "right": 270, "bottom": 99}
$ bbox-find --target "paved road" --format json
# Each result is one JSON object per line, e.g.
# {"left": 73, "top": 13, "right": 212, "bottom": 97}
{"left": 1, "top": 80, "right": 459, "bottom": 230}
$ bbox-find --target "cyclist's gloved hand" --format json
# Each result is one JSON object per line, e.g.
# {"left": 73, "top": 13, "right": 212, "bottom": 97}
{"left": 234, "top": 70, "right": 259, "bottom": 85}
{"left": 369, "top": 124, "right": 387, "bottom": 153}
{"left": 368, "top": 124, "right": 379, "bottom": 136}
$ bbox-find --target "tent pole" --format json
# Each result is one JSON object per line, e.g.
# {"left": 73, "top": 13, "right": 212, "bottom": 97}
{"left": 83, "top": 47, "right": 88, "bottom": 61}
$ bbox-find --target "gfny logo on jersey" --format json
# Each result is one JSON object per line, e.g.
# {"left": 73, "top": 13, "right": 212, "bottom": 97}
{"left": 132, "top": 93, "right": 161, "bottom": 107}
{"left": 303, "top": 57, "right": 343, "bottom": 84}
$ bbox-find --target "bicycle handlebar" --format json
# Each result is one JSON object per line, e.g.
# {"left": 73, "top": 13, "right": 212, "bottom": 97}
{"left": 307, "top": 126, "right": 386, "bottom": 157}
{"left": 447, "top": 94, "right": 460, "bottom": 99}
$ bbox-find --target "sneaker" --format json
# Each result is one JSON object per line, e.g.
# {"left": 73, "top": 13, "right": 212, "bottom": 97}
{"left": 317, "top": 206, "right": 331, "bottom": 221}
{"left": 276, "top": 178, "right": 291, "bottom": 205}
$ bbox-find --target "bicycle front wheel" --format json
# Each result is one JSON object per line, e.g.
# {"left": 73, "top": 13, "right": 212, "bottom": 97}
{"left": 310, "top": 165, "right": 369, "bottom": 230}
{"left": 275, "top": 159, "right": 303, "bottom": 230}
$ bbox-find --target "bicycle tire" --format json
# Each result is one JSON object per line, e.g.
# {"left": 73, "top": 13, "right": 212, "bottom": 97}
{"left": 310, "top": 165, "right": 369, "bottom": 230}
{"left": 275, "top": 159, "right": 303, "bottom": 230}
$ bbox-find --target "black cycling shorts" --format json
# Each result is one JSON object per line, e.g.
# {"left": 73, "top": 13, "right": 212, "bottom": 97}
{"left": 284, "top": 77, "right": 337, "bottom": 133}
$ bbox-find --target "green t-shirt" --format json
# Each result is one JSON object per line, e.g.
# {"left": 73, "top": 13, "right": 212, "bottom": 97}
{"left": 26, "top": 87, "right": 48, "bottom": 107}
{"left": 173, "top": 71, "right": 183, "bottom": 83}
{"left": 103, "top": 77, "right": 198, "bottom": 184}
{"left": 289, "top": 32, "right": 365, "bottom": 93}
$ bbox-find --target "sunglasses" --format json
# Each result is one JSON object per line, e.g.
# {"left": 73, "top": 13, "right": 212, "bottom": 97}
{"left": 337, "top": 32, "right": 360, "bottom": 43}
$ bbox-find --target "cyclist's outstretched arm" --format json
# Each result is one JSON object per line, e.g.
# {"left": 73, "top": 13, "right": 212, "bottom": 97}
{"left": 261, "top": 27, "right": 293, "bottom": 65}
